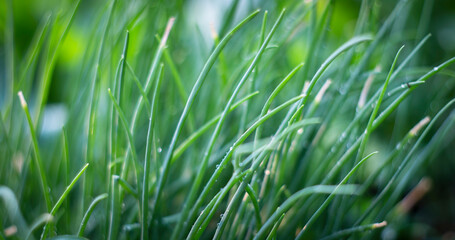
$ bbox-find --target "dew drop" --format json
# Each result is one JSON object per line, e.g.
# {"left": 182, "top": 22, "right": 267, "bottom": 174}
{"left": 340, "top": 132, "right": 347, "bottom": 139}
{"left": 158, "top": 147, "right": 162, "bottom": 153}
{"left": 433, "top": 67, "right": 439, "bottom": 71}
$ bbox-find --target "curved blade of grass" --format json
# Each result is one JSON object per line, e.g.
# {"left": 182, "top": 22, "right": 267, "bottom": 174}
{"left": 125, "top": 61, "right": 151, "bottom": 114}
{"left": 249, "top": 63, "right": 305, "bottom": 191}
{"left": 309, "top": 34, "right": 431, "bottom": 182}
{"left": 156, "top": 34, "right": 195, "bottom": 132}
{"left": 255, "top": 63, "right": 304, "bottom": 145}
{"left": 172, "top": 91, "right": 259, "bottom": 162}
{"left": 245, "top": 184, "right": 262, "bottom": 229}
{"left": 319, "top": 56, "right": 455, "bottom": 186}
{"left": 355, "top": 97, "right": 455, "bottom": 225}
{"left": 142, "top": 63, "right": 164, "bottom": 240}
{"left": 77, "top": 193, "right": 108, "bottom": 236}
{"left": 156, "top": 10, "right": 261, "bottom": 239}
{"left": 254, "top": 184, "right": 358, "bottom": 240}
{"left": 128, "top": 17, "right": 175, "bottom": 133}
{"left": 41, "top": 163, "right": 89, "bottom": 239}
{"left": 107, "top": 56, "right": 124, "bottom": 178}
{"left": 355, "top": 46, "right": 404, "bottom": 163}
{"left": 0, "top": 186, "right": 29, "bottom": 239}
{"left": 334, "top": 116, "right": 430, "bottom": 226}
{"left": 107, "top": 89, "right": 140, "bottom": 185}
{"left": 225, "top": 118, "right": 321, "bottom": 239}
{"left": 212, "top": 181, "right": 263, "bottom": 240}
{"left": 112, "top": 30, "right": 129, "bottom": 165}
{"left": 237, "top": 10, "right": 269, "bottom": 168}
{"left": 239, "top": 118, "right": 321, "bottom": 169}
{"left": 295, "top": 152, "right": 377, "bottom": 239}
{"left": 62, "top": 127, "right": 70, "bottom": 230}
{"left": 51, "top": 163, "right": 89, "bottom": 216}
{"left": 339, "top": 0, "right": 407, "bottom": 95}
{"left": 117, "top": 177, "right": 138, "bottom": 199}
{"left": 107, "top": 175, "right": 120, "bottom": 240}
{"left": 297, "top": 2, "right": 408, "bottom": 190}
{"left": 265, "top": 213, "right": 285, "bottom": 240}
{"left": 213, "top": 183, "right": 248, "bottom": 240}
{"left": 18, "top": 91, "right": 52, "bottom": 211}
{"left": 160, "top": 38, "right": 188, "bottom": 105}
{"left": 321, "top": 221, "right": 387, "bottom": 240}
{"left": 372, "top": 56, "right": 455, "bottom": 128}
{"left": 292, "top": 35, "right": 373, "bottom": 124}
{"left": 189, "top": 170, "right": 252, "bottom": 240}
{"left": 27, "top": 214, "right": 53, "bottom": 240}
{"left": 251, "top": 10, "right": 268, "bottom": 92}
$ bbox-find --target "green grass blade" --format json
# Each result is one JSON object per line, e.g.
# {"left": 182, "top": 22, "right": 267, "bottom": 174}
{"left": 125, "top": 61, "right": 152, "bottom": 115}
{"left": 320, "top": 221, "right": 387, "bottom": 240}
{"left": 18, "top": 91, "right": 52, "bottom": 211}
{"left": 129, "top": 17, "right": 175, "bottom": 133}
{"left": 265, "top": 213, "right": 285, "bottom": 240}
{"left": 77, "top": 193, "right": 108, "bottom": 236}
{"left": 141, "top": 64, "right": 164, "bottom": 240}
{"left": 41, "top": 163, "right": 89, "bottom": 239}
{"left": 28, "top": 214, "right": 53, "bottom": 240}
{"left": 245, "top": 184, "right": 262, "bottom": 229}
{"left": 172, "top": 91, "right": 259, "bottom": 162}
{"left": 254, "top": 184, "right": 358, "bottom": 240}
{"left": 295, "top": 152, "right": 377, "bottom": 239}
{"left": 255, "top": 63, "right": 304, "bottom": 143}
{"left": 51, "top": 163, "right": 89, "bottom": 216}
{"left": 117, "top": 177, "right": 138, "bottom": 199}
{"left": 355, "top": 46, "right": 404, "bottom": 163}
{"left": 293, "top": 35, "right": 373, "bottom": 122}
{"left": 356, "top": 98, "right": 455, "bottom": 225}
{"left": 107, "top": 89, "right": 139, "bottom": 184}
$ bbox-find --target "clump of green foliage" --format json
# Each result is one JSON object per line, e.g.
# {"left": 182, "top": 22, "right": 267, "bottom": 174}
{"left": 1, "top": 0, "right": 454, "bottom": 239}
